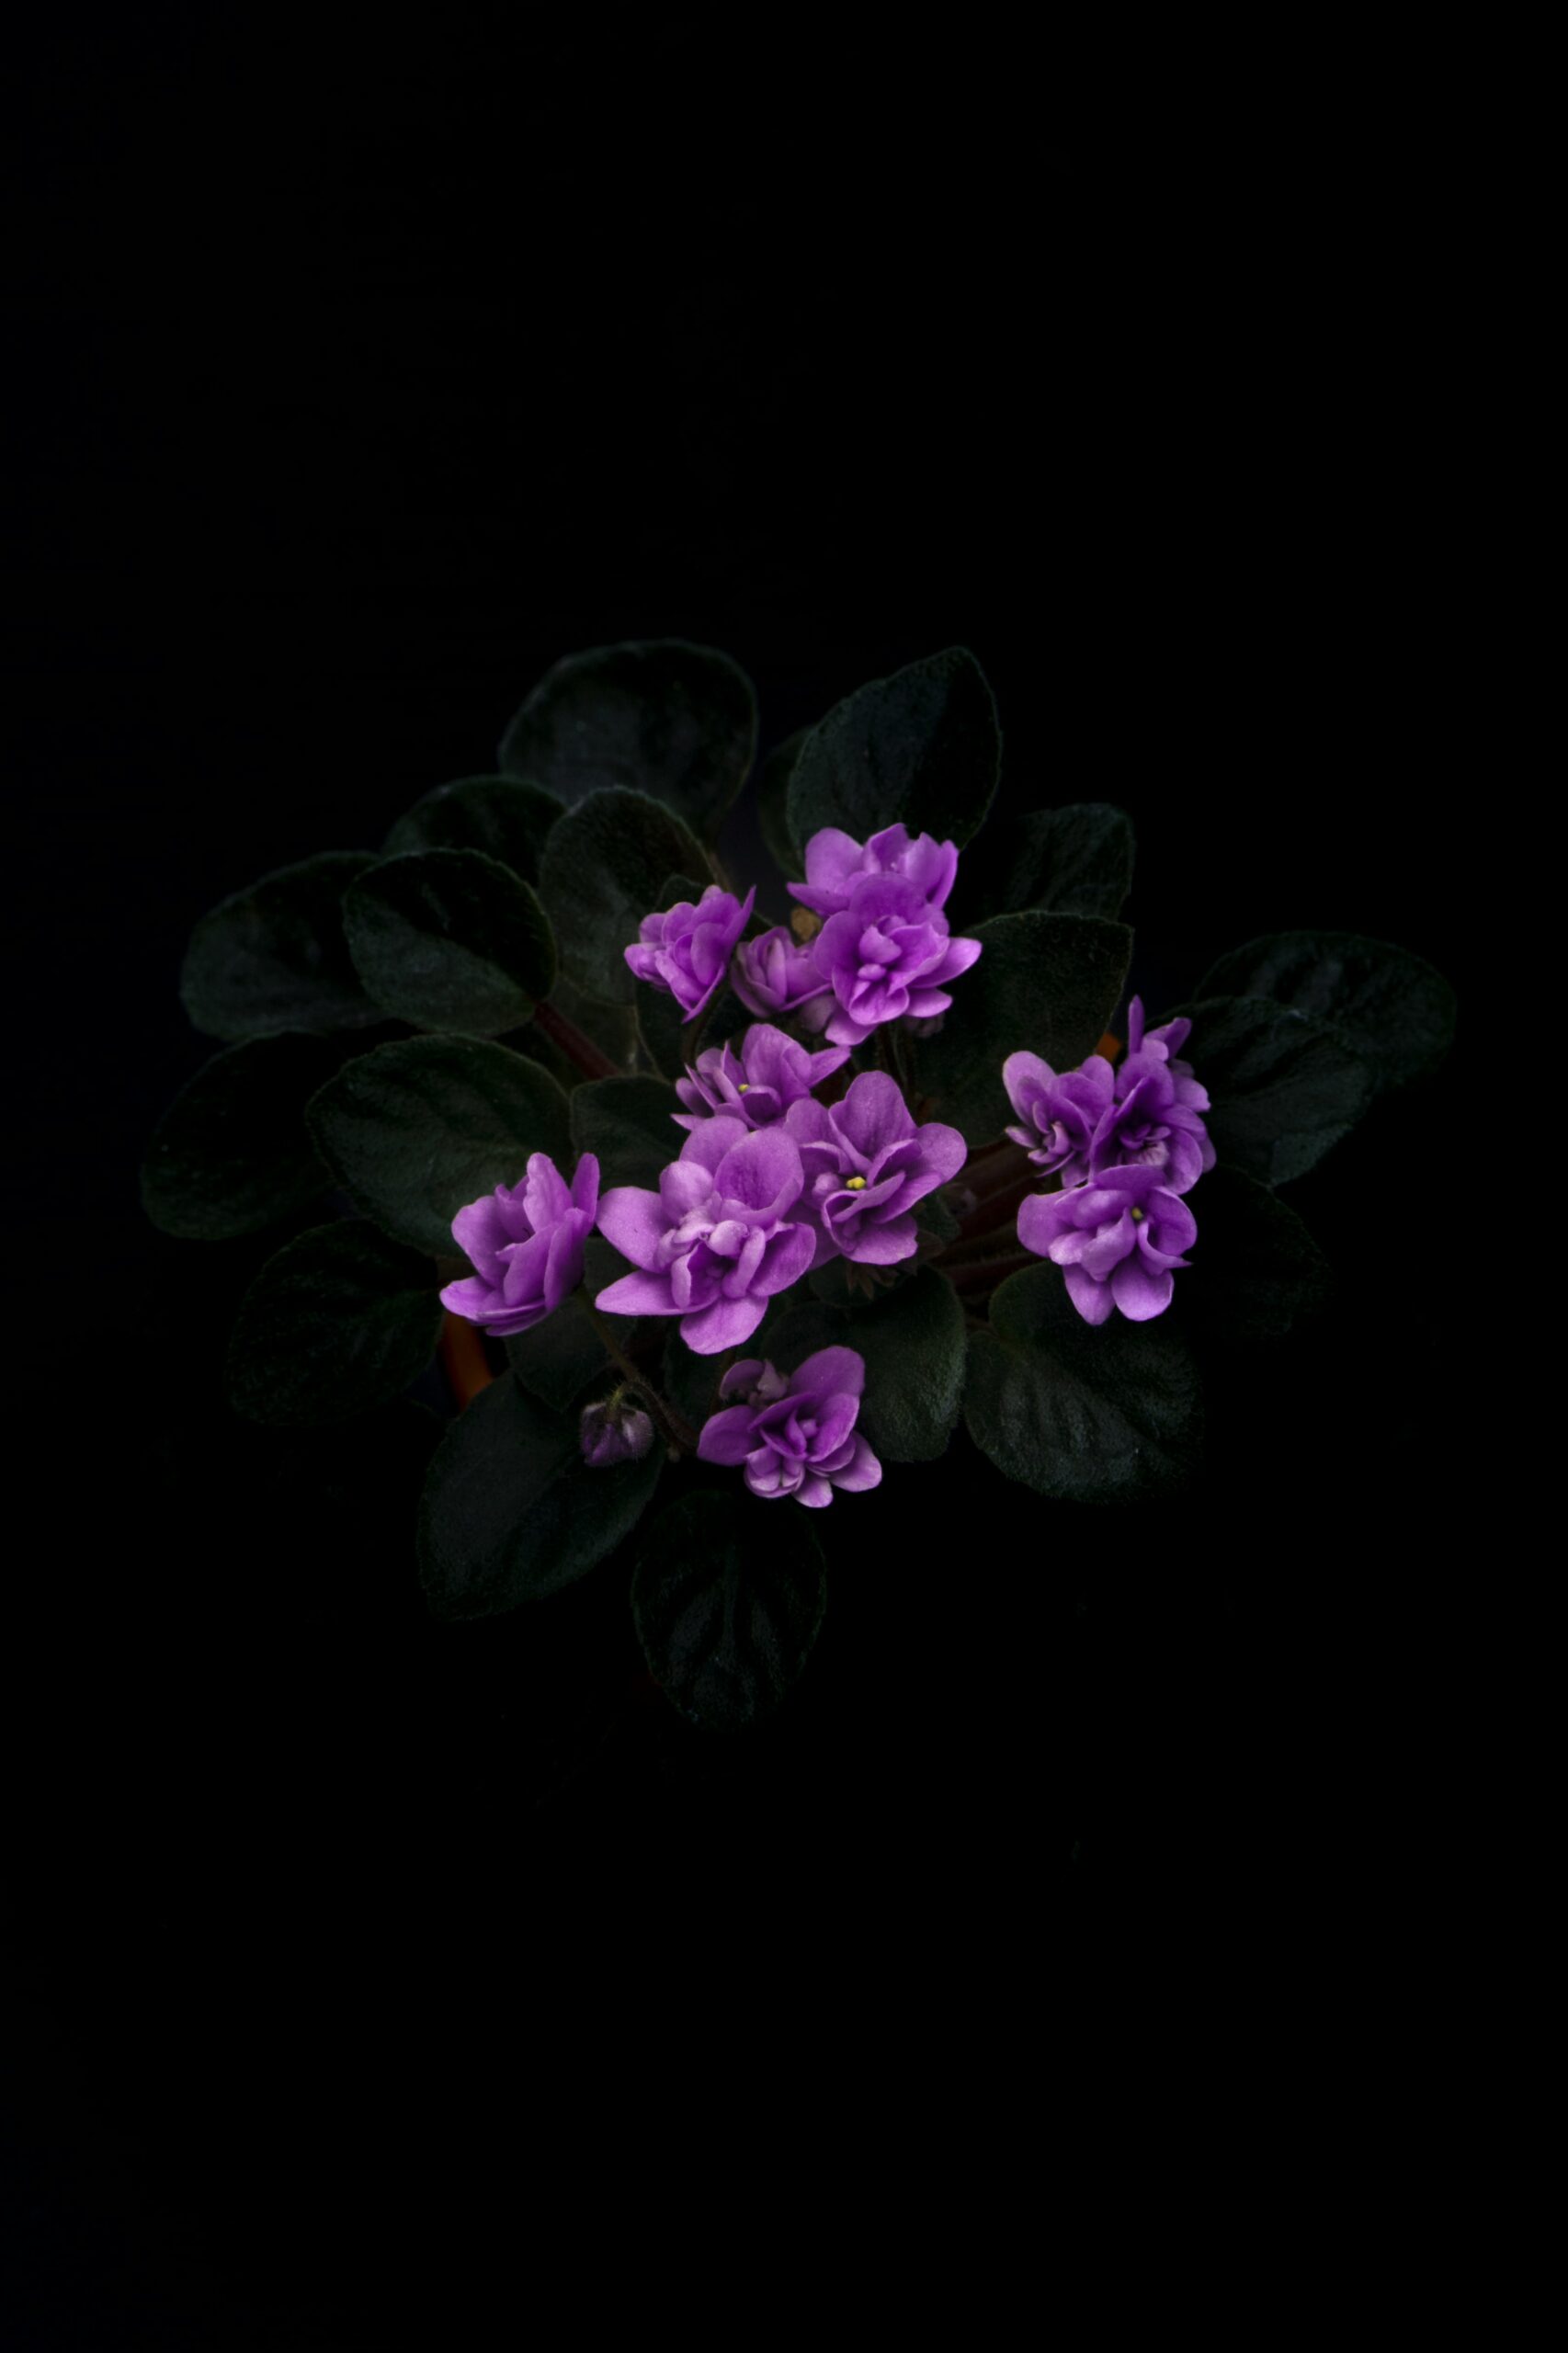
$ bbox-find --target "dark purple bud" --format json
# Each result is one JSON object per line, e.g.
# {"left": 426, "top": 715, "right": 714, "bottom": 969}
{"left": 579, "top": 1395, "right": 655, "bottom": 1467}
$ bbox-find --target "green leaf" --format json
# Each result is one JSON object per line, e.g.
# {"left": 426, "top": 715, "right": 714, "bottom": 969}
{"left": 784, "top": 646, "right": 1001, "bottom": 858}
{"left": 915, "top": 1188, "right": 962, "bottom": 1245}
{"left": 508, "top": 980, "right": 639, "bottom": 1093}
{"left": 1193, "top": 931, "right": 1455, "bottom": 1096}
{"left": 1180, "top": 1167, "right": 1334, "bottom": 1346}
{"left": 964, "top": 1261, "right": 1203, "bottom": 1504}
{"left": 342, "top": 848, "right": 556, "bottom": 1035}
{"left": 307, "top": 1034, "right": 572, "bottom": 1256}
{"left": 418, "top": 1370, "right": 663, "bottom": 1618}
{"left": 142, "top": 1033, "right": 343, "bottom": 1239}
{"left": 756, "top": 728, "right": 809, "bottom": 878}
{"left": 631, "top": 1488, "right": 827, "bottom": 1732}
{"left": 505, "top": 1290, "right": 621, "bottom": 1414}
{"left": 756, "top": 1264, "right": 967, "bottom": 1463}
{"left": 498, "top": 639, "right": 757, "bottom": 843}
{"left": 180, "top": 851, "right": 383, "bottom": 1040}
{"left": 382, "top": 773, "right": 562, "bottom": 883}
{"left": 661, "top": 1325, "right": 728, "bottom": 1438}
{"left": 958, "top": 803, "right": 1134, "bottom": 924}
{"left": 538, "top": 789, "right": 711, "bottom": 1006}
{"left": 225, "top": 1219, "right": 442, "bottom": 1427}
{"left": 570, "top": 1073, "right": 684, "bottom": 1192}
{"left": 914, "top": 909, "right": 1132, "bottom": 1147}
{"left": 1174, "top": 995, "right": 1374, "bottom": 1187}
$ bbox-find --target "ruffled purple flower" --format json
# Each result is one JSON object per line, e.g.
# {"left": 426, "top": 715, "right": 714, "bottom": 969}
{"left": 579, "top": 1395, "right": 655, "bottom": 1467}
{"left": 674, "top": 1023, "right": 849, "bottom": 1133}
{"left": 697, "top": 1346, "right": 881, "bottom": 1507}
{"left": 593, "top": 1119, "right": 817, "bottom": 1354}
{"left": 1003, "top": 1051, "right": 1117, "bottom": 1188}
{"left": 440, "top": 1153, "right": 600, "bottom": 1339}
{"left": 731, "top": 925, "right": 836, "bottom": 1028}
{"left": 808, "top": 873, "right": 983, "bottom": 1049}
{"left": 783, "top": 1069, "right": 967, "bottom": 1267}
{"left": 1003, "top": 998, "right": 1215, "bottom": 1196}
{"left": 1017, "top": 1162, "right": 1198, "bottom": 1324}
{"left": 625, "top": 883, "right": 757, "bottom": 1021}
{"left": 788, "top": 824, "right": 960, "bottom": 919}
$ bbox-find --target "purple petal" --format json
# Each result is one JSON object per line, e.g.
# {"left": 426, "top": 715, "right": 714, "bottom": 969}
{"left": 697, "top": 1404, "right": 759, "bottom": 1466}
{"left": 827, "top": 1433, "right": 882, "bottom": 1493}
{"left": 439, "top": 1275, "right": 498, "bottom": 1324}
{"left": 715, "top": 1126, "right": 804, "bottom": 1217}
{"left": 793, "top": 1475, "right": 834, "bottom": 1508}
{"left": 450, "top": 1196, "right": 507, "bottom": 1280}
{"left": 1062, "top": 1264, "right": 1115, "bottom": 1324}
{"left": 1110, "top": 1256, "right": 1175, "bottom": 1321}
{"left": 679, "top": 1115, "right": 750, "bottom": 1176}
{"left": 679, "top": 1292, "right": 768, "bottom": 1355}
{"left": 499, "top": 1228, "right": 551, "bottom": 1307}
{"left": 789, "top": 1345, "right": 866, "bottom": 1403}
{"left": 593, "top": 1267, "right": 678, "bottom": 1317}
{"left": 832, "top": 1069, "right": 915, "bottom": 1162}
{"left": 754, "top": 1220, "right": 818, "bottom": 1296}
{"left": 542, "top": 1216, "right": 585, "bottom": 1312}
{"left": 1016, "top": 1193, "right": 1061, "bottom": 1259}
{"left": 808, "top": 1392, "right": 860, "bottom": 1459}
{"left": 659, "top": 1158, "right": 714, "bottom": 1222}
{"left": 569, "top": 1154, "right": 601, "bottom": 1218}
{"left": 521, "top": 1154, "right": 570, "bottom": 1232}
{"left": 840, "top": 1214, "right": 917, "bottom": 1265}
{"left": 929, "top": 934, "right": 983, "bottom": 984}
{"left": 597, "top": 1186, "right": 670, "bottom": 1272}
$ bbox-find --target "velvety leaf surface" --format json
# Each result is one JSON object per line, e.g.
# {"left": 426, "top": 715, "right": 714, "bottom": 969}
{"left": 760, "top": 1265, "right": 967, "bottom": 1463}
{"left": 756, "top": 727, "right": 809, "bottom": 878}
{"left": 382, "top": 773, "right": 562, "bottom": 882}
{"left": 785, "top": 645, "right": 1002, "bottom": 857}
{"left": 914, "top": 909, "right": 1132, "bottom": 1147}
{"left": 506, "top": 1288, "right": 635, "bottom": 1415}
{"left": 1175, "top": 995, "right": 1374, "bottom": 1186}
{"left": 307, "top": 1035, "right": 571, "bottom": 1256}
{"left": 343, "top": 848, "right": 556, "bottom": 1035}
{"left": 180, "top": 851, "right": 382, "bottom": 1040}
{"left": 958, "top": 802, "right": 1134, "bottom": 924}
{"left": 226, "top": 1219, "right": 442, "bottom": 1426}
{"left": 570, "top": 1073, "right": 684, "bottom": 1193}
{"left": 508, "top": 981, "right": 639, "bottom": 1093}
{"left": 661, "top": 1326, "right": 728, "bottom": 1439}
{"left": 631, "top": 1488, "right": 827, "bottom": 1731}
{"left": 498, "top": 639, "right": 756, "bottom": 842}
{"left": 964, "top": 1261, "right": 1203, "bottom": 1503}
{"left": 1179, "top": 1167, "right": 1334, "bottom": 1345}
{"left": 1194, "top": 931, "right": 1455, "bottom": 1095}
{"left": 142, "top": 1033, "right": 343, "bottom": 1239}
{"left": 539, "top": 789, "right": 711, "bottom": 1006}
{"left": 418, "top": 1370, "right": 662, "bottom": 1617}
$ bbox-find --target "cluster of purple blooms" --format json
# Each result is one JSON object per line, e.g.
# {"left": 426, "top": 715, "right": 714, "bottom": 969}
{"left": 1003, "top": 999, "right": 1215, "bottom": 1324}
{"left": 439, "top": 814, "right": 1215, "bottom": 1500}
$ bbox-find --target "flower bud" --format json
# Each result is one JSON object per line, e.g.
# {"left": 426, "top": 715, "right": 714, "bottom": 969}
{"left": 579, "top": 1396, "right": 655, "bottom": 1468}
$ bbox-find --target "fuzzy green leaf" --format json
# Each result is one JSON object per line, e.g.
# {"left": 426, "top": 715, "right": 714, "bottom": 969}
{"left": 226, "top": 1220, "right": 442, "bottom": 1427}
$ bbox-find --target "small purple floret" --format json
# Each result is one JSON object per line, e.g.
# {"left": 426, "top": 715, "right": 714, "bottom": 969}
{"left": 1017, "top": 1161, "right": 1198, "bottom": 1324}
{"left": 579, "top": 1396, "right": 655, "bottom": 1467}
{"left": 593, "top": 1119, "right": 817, "bottom": 1354}
{"left": 807, "top": 872, "right": 983, "bottom": 1049}
{"left": 697, "top": 1346, "right": 882, "bottom": 1507}
{"left": 1003, "top": 997, "right": 1215, "bottom": 1196}
{"left": 440, "top": 1152, "right": 600, "bottom": 1339}
{"left": 674, "top": 1022, "right": 849, "bottom": 1133}
{"left": 731, "top": 925, "right": 835, "bottom": 1027}
{"left": 788, "top": 823, "right": 960, "bottom": 918}
{"left": 625, "top": 883, "right": 756, "bottom": 1021}
{"left": 782, "top": 1069, "right": 967, "bottom": 1267}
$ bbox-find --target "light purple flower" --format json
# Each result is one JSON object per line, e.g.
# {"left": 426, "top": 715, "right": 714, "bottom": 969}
{"left": 1003, "top": 999, "right": 1215, "bottom": 1196}
{"left": 783, "top": 1069, "right": 967, "bottom": 1267}
{"left": 674, "top": 1023, "right": 850, "bottom": 1133}
{"left": 788, "top": 824, "right": 960, "bottom": 919}
{"left": 1017, "top": 1161, "right": 1198, "bottom": 1324}
{"left": 1003, "top": 1050, "right": 1117, "bottom": 1188}
{"left": 697, "top": 1346, "right": 882, "bottom": 1508}
{"left": 579, "top": 1396, "right": 655, "bottom": 1467}
{"left": 807, "top": 873, "right": 983, "bottom": 1049}
{"left": 593, "top": 1119, "right": 817, "bottom": 1354}
{"left": 624, "top": 883, "right": 757, "bottom": 1021}
{"left": 731, "top": 925, "right": 836, "bottom": 1027}
{"left": 440, "top": 1152, "right": 600, "bottom": 1339}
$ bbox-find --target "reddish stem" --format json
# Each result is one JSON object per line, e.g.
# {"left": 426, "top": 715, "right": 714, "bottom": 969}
{"left": 946, "top": 1249, "right": 1035, "bottom": 1295}
{"left": 439, "top": 1311, "right": 497, "bottom": 1407}
{"left": 532, "top": 997, "right": 621, "bottom": 1080}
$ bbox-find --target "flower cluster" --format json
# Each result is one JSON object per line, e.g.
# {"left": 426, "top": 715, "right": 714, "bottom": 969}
{"left": 696, "top": 1348, "right": 881, "bottom": 1506}
{"left": 625, "top": 883, "right": 756, "bottom": 1020}
{"left": 439, "top": 1153, "right": 600, "bottom": 1338}
{"left": 1006, "top": 998, "right": 1214, "bottom": 1324}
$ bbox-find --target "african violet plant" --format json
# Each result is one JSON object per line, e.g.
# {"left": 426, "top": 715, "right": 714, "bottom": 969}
{"left": 142, "top": 642, "right": 1456, "bottom": 1729}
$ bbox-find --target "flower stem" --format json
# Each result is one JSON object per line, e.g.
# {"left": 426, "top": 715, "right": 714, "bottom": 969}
{"left": 532, "top": 997, "right": 622, "bottom": 1080}
{"left": 945, "top": 1248, "right": 1035, "bottom": 1296}
{"left": 585, "top": 1304, "right": 699, "bottom": 1454}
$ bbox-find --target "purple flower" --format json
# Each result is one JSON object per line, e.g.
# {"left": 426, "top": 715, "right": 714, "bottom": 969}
{"left": 783, "top": 1069, "right": 967, "bottom": 1267}
{"left": 1003, "top": 1051, "right": 1117, "bottom": 1188}
{"left": 440, "top": 1152, "right": 600, "bottom": 1339}
{"left": 697, "top": 1346, "right": 881, "bottom": 1507}
{"left": 807, "top": 873, "right": 983, "bottom": 1049}
{"left": 788, "top": 823, "right": 960, "bottom": 918}
{"left": 579, "top": 1395, "right": 655, "bottom": 1467}
{"left": 1017, "top": 1162, "right": 1198, "bottom": 1324}
{"left": 1003, "top": 998, "right": 1215, "bottom": 1196}
{"left": 674, "top": 1022, "right": 850, "bottom": 1133}
{"left": 593, "top": 1119, "right": 817, "bottom": 1354}
{"left": 731, "top": 924, "right": 837, "bottom": 1027}
{"left": 624, "top": 883, "right": 757, "bottom": 1021}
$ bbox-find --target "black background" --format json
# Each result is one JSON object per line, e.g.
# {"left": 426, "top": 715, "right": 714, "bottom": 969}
{"left": 5, "top": 18, "right": 1468, "bottom": 2343}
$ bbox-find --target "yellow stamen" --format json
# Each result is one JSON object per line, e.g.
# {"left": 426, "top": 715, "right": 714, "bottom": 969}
{"left": 737, "top": 1082, "right": 750, "bottom": 1092}
{"left": 1131, "top": 1206, "right": 1144, "bottom": 1222}
{"left": 845, "top": 1175, "right": 868, "bottom": 1190}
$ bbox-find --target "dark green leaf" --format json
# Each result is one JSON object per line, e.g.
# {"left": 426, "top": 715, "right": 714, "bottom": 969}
{"left": 964, "top": 1261, "right": 1203, "bottom": 1503}
{"left": 784, "top": 646, "right": 1001, "bottom": 857}
{"left": 343, "top": 848, "right": 556, "bottom": 1035}
{"left": 226, "top": 1219, "right": 442, "bottom": 1427}
{"left": 631, "top": 1489, "right": 827, "bottom": 1732}
{"left": 570, "top": 1073, "right": 684, "bottom": 1192}
{"left": 508, "top": 980, "right": 639, "bottom": 1093}
{"left": 1194, "top": 931, "right": 1455, "bottom": 1095}
{"left": 758, "top": 1264, "right": 966, "bottom": 1463}
{"left": 307, "top": 1034, "right": 571, "bottom": 1256}
{"left": 958, "top": 803, "right": 1134, "bottom": 924}
{"left": 506, "top": 1290, "right": 624, "bottom": 1415}
{"left": 661, "top": 1326, "right": 727, "bottom": 1438}
{"left": 382, "top": 773, "right": 562, "bottom": 883}
{"left": 142, "top": 1033, "right": 342, "bottom": 1239}
{"left": 1175, "top": 995, "right": 1374, "bottom": 1187}
{"left": 180, "top": 852, "right": 382, "bottom": 1040}
{"left": 915, "top": 1188, "right": 962, "bottom": 1245}
{"left": 539, "top": 789, "right": 711, "bottom": 1006}
{"left": 756, "top": 728, "right": 809, "bottom": 878}
{"left": 498, "top": 639, "right": 757, "bottom": 842}
{"left": 418, "top": 1370, "right": 663, "bottom": 1617}
{"left": 1181, "top": 1167, "right": 1334, "bottom": 1345}
{"left": 914, "top": 910, "right": 1132, "bottom": 1147}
